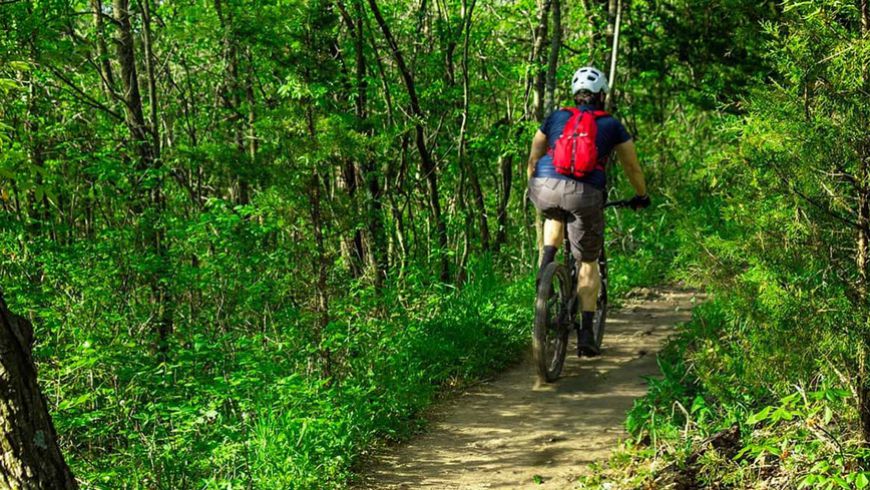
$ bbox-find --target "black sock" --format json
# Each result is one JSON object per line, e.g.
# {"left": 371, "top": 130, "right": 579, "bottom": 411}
{"left": 581, "top": 311, "right": 595, "bottom": 331}
{"left": 539, "top": 246, "right": 557, "bottom": 276}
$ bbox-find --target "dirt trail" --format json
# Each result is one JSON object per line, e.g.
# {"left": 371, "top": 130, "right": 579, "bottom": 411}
{"left": 357, "top": 286, "right": 700, "bottom": 489}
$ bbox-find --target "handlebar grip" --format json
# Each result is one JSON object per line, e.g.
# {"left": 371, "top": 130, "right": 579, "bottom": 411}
{"left": 604, "top": 199, "right": 632, "bottom": 209}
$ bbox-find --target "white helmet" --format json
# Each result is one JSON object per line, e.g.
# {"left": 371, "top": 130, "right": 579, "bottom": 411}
{"left": 571, "top": 66, "right": 609, "bottom": 94}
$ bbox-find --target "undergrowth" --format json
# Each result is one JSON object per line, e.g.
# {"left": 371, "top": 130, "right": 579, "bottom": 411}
{"left": 578, "top": 298, "right": 870, "bottom": 490}
{"left": 2, "top": 172, "right": 678, "bottom": 489}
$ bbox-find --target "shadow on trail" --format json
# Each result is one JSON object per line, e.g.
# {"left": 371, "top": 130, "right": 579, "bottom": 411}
{"left": 357, "top": 287, "right": 700, "bottom": 490}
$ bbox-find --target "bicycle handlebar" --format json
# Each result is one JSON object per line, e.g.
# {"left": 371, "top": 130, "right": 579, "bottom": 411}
{"left": 604, "top": 199, "right": 632, "bottom": 209}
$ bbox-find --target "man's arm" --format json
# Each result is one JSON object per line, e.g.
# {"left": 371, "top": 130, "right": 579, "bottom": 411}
{"left": 527, "top": 130, "right": 549, "bottom": 181}
{"left": 614, "top": 139, "right": 647, "bottom": 197}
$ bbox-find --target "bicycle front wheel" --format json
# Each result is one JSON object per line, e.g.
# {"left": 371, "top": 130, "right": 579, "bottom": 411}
{"left": 533, "top": 262, "right": 572, "bottom": 383}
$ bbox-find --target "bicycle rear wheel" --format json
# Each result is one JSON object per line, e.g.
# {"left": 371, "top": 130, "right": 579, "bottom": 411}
{"left": 592, "top": 252, "right": 608, "bottom": 351}
{"left": 533, "top": 262, "right": 572, "bottom": 383}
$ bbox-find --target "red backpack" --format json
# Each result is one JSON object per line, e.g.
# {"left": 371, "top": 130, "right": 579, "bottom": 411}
{"left": 549, "top": 107, "right": 609, "bottom": 179}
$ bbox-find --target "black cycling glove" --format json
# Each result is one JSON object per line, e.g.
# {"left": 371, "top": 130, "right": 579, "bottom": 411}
{"left": 629, "top": 194, "right": 651, "bottom": 210}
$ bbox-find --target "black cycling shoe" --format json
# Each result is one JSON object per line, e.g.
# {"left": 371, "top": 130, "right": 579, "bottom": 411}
{"left": 577, "top": 327, "right": 601, "bottom": 357}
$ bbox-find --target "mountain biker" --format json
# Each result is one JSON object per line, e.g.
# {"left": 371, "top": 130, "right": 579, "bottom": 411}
{"left": 526, "top": 66, "right": 649, "bottom": 357}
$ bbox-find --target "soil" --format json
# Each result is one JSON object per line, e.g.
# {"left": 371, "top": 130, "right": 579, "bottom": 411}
{"left": 356, "top": 286, "right": 701, "bottom": 489}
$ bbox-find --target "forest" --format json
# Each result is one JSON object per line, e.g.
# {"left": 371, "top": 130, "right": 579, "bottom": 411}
{"left": 0, "top": 0, "right": 869, "bottom": 488}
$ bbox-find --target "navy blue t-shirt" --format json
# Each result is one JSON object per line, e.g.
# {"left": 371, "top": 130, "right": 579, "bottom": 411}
{"left": 534, "top": 105, "right": 632, "bottom": 189}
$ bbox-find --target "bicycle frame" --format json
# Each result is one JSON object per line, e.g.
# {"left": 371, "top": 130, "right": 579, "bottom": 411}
{"left": 532, "top": 197, "right": 631, "bottom": 382}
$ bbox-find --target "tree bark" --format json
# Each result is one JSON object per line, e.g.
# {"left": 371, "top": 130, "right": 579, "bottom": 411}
{"left": 494, "top": 153, "right": 513, "bottom": 251}
{"left": 862, "top": 0, "right": 869, "bottom": 33}
{"left": 542, "top": 0, "right": 561, "bottom": 116}
{"left": 90, "top": 0, "right": 116, "bottom": 100}
{"left": 352, "top": 0, "right": 389, "bottom": 288}
{"left": 114, "top": 0, "right": 172, "bottom": 349}
{"left": 139, "top": 0, "right": 160, "bottom": 154}
{"left": 578, "top": 0, "right": 596, "bottom": 57}
{"left": 604, "top": 0, "right": 618, "bottom": 73}
{"left": 309, "top": 170, "right": 332, "bottom": 380}
{"left": 214, "top": 0, "right": 250, "bottom": 205}
{"left": 0, "top": 291, "right": 78, "bottom": 489}
{"left": 304, "top": 101, "right": 333, "bottom": 380}
{"left": 526, "top": 0, "right": 552, "bottom": 121}
{"left": 606, "top": 0, "right": 623, "bottom": 111}
{"left": 858, "top": 9, "right": 870, "bottom": 443}
{"left": 334, "top": 9, "right": 367, "bottom": 279}
{"left": 368, "top": 0, "right": 450, "bottom": 281}
{"left": 458, "top": 0, "right": 489, "bottom": 252}
{"left": 857, "top": 128, "right": 870, "bottom": 444}
{"left": 113, "top": 0, "right": 151, "bottom": 166}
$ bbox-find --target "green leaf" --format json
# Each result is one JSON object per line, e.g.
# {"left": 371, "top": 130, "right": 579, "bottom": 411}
{"left": 746, "top": 406, "right": 772, "bottom": 425}
{"left": 8, "top": 61, "right": 30, "bottom": 71}
{"left": 798, "top": 474, "right": 817, "bottom": 489}
{"left": 823, "top": 406, "right": 833, "bottom": 425}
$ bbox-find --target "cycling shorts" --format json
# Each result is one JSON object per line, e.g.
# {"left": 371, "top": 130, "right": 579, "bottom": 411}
{"left": 528, "top": 177, "right": 604, "bottom": 262}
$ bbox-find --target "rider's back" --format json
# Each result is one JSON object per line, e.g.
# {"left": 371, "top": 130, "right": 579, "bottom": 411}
{"left": 534, "top": 105, "right": 632, "bottom": 189}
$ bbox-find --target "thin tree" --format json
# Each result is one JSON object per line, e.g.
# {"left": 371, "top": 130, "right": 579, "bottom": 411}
{"left": 368, "top": 0, "right": 450, "bottom": 281}
{"left": 606, "top": 0, "right": 622, "bottom": 111}
{"left": 542, "top": 0, "right": 561, "bottom": 116}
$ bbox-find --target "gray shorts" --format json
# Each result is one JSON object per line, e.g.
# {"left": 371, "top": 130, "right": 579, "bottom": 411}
{"left": 529, "top": 177, "right": 604, "bottom": 262}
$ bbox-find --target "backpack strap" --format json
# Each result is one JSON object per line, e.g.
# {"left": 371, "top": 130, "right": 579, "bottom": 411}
{"left": 590, "top": 111, "right": 610, "bottom": 170}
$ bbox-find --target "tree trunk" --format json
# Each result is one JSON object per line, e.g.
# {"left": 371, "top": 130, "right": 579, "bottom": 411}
{"left": 214, "top": 0, "right": 250, "bottom": 205}
{"left": 113, "top": 0, "right": 150, "bottom": 165}
{"left": 604, "top": 0, "right": 618, "bottom": 73}
{"left": 0, "top": 291, "right": 78, "bottom": 489}
{"left": 543, "top": 0, "right": 561, "bottom": 116}
{"left": 526, "top": 0, "right": 552, "bottom": 121}
{"left": 494, "top": 153, "right": 513, "bottom": 251}
{"left": 861, "top": 347, "right": 870, "bottom": 445}
{"left": 578, "top": 0, "right": 596, "bottom": 57}
{"left": 23, "top": 3, "right": 48, "bottom": 233}
{"left": 114, "top": 0, "right": 172, "bottom": 349}
{"left": 90, "top": 0, "right": 116, "bottom": 99}
{"left": 858, "top": 128, "right": 870, "bottom": 444}
{"left": 858, "top": 10, "right": 870, "bottom": 444}
{"left": 309, "top": 170, "right": 332, "bottom": 380}
{"left": 368, "top": 0, "right": 450, "bottom": 282}
{"left": 606, "top": 0, "right": 623, "bottom": 111}
{"left": 353, "top": 0, "right": 388, "bottom": 288}
{"left": 458, "top": 0, "right": 489, "bottom": 253}
{"left": 139, "top": 0, "right": 160, "bottom": 154}
{"left": 304, "top": 101, "right": 332, "bottom": 380}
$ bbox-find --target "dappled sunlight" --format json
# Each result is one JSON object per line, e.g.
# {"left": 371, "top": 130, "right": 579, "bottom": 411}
{"left": 358, "top": 288, "right": 699, "bottom": 489}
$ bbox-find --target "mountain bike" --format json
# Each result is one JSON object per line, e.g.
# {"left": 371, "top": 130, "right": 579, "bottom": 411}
{"left": 533, "top": 199, "right": 632, "bottom": 383}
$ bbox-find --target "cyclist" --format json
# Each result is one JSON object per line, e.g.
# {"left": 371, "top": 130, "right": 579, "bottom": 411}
{"left": 527, "top": 66, "right": 649, "bottom": 357}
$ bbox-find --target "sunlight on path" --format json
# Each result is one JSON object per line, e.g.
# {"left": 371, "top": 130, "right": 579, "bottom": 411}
{"left": 357, "top": 287, "right": 700, "bottom": 489}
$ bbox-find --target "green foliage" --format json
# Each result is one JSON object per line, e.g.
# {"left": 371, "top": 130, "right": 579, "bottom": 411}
{"left": 579, "top": 1, "right": 870, "bottom": 487}
{"left": 3, "top": 0, "right": 868, "bottom": 487}
{"left": 2, "top": 214, "right": 530, "bottom": 488}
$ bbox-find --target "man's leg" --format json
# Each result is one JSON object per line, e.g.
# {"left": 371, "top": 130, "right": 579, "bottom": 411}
{"left": 564, "top": 182, "right": 605, "bottom": 356}
{"left": 576, "top": 260, "right": 602, "bottom": 356}
{"left": 539, "top": 218, "right": 563, "bottom": 277}
{"left": 577, "top": 260, "right": 600, "bottom": 311}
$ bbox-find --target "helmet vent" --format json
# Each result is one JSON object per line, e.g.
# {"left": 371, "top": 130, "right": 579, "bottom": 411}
{"left": 571, "top": 66, "right": 609, "bottom": 95}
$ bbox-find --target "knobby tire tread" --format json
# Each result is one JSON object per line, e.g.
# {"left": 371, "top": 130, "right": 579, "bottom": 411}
{"left": 533, "top": 262, "right": 571, "bottom": 383}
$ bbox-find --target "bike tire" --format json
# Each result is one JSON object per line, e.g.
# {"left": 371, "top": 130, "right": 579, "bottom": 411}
{"left": 533, "top": 262, "right": 572, "bottom": 383}
{"left": 593, "top": 256, "right": 608, "bottom": 351}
